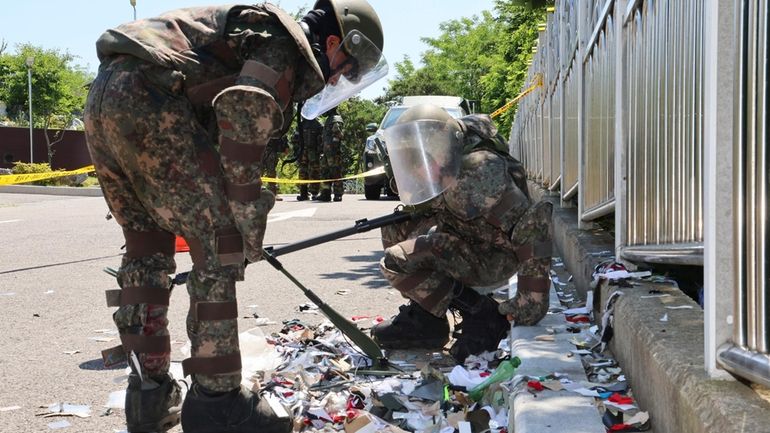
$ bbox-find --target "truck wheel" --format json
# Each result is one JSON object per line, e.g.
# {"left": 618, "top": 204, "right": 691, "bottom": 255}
{"left": 364, "top": 184, "right": 381, "bottom": 200}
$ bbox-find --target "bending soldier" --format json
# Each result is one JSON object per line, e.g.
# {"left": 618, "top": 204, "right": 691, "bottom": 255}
{"left": 84, "top": 1, "right": 386, "bottom": 432}
{"left": 318, "top": 107, "right": 345, "bottom": 202}
{"left": 371, "top": 104, "right": 553, "bottom": 363}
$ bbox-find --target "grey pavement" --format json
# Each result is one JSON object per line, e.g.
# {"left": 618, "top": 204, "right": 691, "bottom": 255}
{"left": 507, "top": 286, "right": 605, "bottom": 433}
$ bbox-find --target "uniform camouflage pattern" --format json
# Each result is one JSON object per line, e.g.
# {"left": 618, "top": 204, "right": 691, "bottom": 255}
{"left": 321, "top": 113, "right": 345, "bottom": 196}
{"left": 380, "top": 115, "right": 553, "bottom": 325}
{"left": 297, "top": 118, "right": 323, "bottom": 197}
{"left": 86, "top": 5, "right": 323, "bottom": 393}
{"left": 263, "top": 137, "right": 289, "bottom": 195}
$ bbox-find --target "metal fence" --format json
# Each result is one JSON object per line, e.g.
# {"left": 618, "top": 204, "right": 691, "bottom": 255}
{"left": 512, "top": 0, "right": 770, "bottom": 390}
{"left": 717, "top": 0, "right": 770, "bottom": 388}
{"left": 511, "top": 0, "right": 704, "bottom": 265}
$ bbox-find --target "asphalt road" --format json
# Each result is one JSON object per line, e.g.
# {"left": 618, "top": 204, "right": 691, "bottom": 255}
{"left": 0, "top": 192, "right": 409, "bottom": 432}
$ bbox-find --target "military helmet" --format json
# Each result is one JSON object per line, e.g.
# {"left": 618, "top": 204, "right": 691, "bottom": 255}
{"left": 314, "top": 0, "right": 384, "bottom": 52}
{"left": 397, "top": 104, "right": 454, "bottom": 125}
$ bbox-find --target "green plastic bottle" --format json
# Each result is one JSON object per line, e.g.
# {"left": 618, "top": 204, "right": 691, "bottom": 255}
{"left": 468, "top": 357, "right": 522, "bottom": 401}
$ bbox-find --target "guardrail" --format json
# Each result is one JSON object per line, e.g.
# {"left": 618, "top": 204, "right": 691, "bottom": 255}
{"left": 512, "top": 0, "right": 770, "bottom": 392}
{"left": 716, "top": 0, "right": 770, "bottom": 388}
{"left": 510, "top": 0, "right": 704, "bottom": 266}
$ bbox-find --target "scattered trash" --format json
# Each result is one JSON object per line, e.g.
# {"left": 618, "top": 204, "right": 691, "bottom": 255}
{"left": 47, "top": 420, "right": 71, "bottom": 429}
{"left": 336, "top": 289, "right": 351, "bottom": 295}
{"left": 660, "top": 313, "right": 669, "bottom": 322}
{"left": 252, "top": 318, "right": 278, "bottom": 326}
{"left": 44, "top": 290, "right": 54, "bottom": 295}
{"left": 62, "top": 350, "right": 80, "bottom": 355}
{"left": 39, "top": 403, "right": 91, "bottom": 418}
{"left": 0, "top": 406, "right": 21, "bottom": 412}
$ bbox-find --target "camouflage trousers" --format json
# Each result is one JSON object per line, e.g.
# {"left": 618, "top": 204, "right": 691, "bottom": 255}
{"left": 262, "top": 142, "right": 280, "bottom": 196}
{"left": 380, "top": 201, "right": 553, "bottom": 319}
{"left": 298, "top": 141, "right": 321, "bottom": 196}
{"left": 84, "top": 56, "right": 247, "bottom": 392}
{"left": 320, "top": 141, "right": 344, "bottom": 196}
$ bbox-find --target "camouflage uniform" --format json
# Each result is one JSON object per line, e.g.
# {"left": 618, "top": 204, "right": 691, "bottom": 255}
{"left": 84, "top": 4, "right": 324, "bottom": 394}
{"left": 297, "top": 118, "right": 323, "bottom": 198}
{"left": 380, "top": 114, "right": 553, "bottom": 325}
{"left": 321, "top": 111, "right": 345, "bottom": 198}
{"left": 262, "top": 136, "right": 289, "bottom": 197}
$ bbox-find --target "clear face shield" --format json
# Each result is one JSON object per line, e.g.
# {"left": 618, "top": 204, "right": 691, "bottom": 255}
{"left": 383, "top": 119, "right": 463, "bottom": 206}
{"left": 301, "top": 30, "right": 388, "bottom": 119}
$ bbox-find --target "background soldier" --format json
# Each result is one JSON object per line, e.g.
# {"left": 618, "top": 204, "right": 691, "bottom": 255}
{"left": 262, "top": 136, "right": 290, "bottom": 200}
{"left": 318, "top": 107, "right": 345, "bottom": 201}
{"left": 371, "top": 104, "right": 553, "bottom": 363}
{"left": 296, "top": 117, "right": 323, "bottom": 201}
{"left": 83, "top": 1, "right": 386, "bottom": 431}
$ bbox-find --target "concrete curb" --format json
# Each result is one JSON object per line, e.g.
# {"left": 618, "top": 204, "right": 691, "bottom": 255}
{"left": 603, "top": 281, "right": 770, "bottom": 433}
{"left": 0, "top": 184, "right": 103, "bottom": 197}
{"left": 508, "top": 288, "right": 605, "bottom": 433}
{"left": 529, "top": 180, "right": 770, "bottom": 433}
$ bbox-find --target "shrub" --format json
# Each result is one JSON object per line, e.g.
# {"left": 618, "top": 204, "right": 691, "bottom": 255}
{"left": 10, "top": 162, "right": 69, "bottom": 186}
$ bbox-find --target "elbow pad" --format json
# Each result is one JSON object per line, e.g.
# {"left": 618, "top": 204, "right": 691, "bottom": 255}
{"left": 213, "top": 85, "right": 283, "bottom": 202}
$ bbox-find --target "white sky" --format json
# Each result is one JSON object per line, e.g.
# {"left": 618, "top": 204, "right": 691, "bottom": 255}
{"left": 0, "top": 0, "right": 497, "bottom": 99}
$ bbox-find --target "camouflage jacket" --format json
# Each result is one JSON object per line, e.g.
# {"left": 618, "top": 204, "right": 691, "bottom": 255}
{"left": 431, "top": 114, "right": 532, "bottom": 252}
{"left": 96, "top": 3, "right": 325, "bottom": 105}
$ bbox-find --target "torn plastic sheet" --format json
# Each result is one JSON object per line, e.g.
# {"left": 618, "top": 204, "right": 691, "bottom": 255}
{"left": 41, "top": 403, "right": 91, "bottom": 418}
{"left": 447, "top": 365, "right": 487, "bottom": 389}
{"left": 47, "top": 420, "right": 71, "bottom": 429}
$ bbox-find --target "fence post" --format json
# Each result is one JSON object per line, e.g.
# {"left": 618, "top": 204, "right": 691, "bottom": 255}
{"left": 704, "top": 0, "right": 736, "bottom": 378}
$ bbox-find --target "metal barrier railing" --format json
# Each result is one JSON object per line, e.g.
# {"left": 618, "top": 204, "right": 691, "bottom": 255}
{"left": 510, "top": 0, "right": 770, "bottom": 389}
{"left": 717, "top": 0, "right": 770, "bottom": 388}
{"left": 582, "top": 2, "right": 616, "bottom": 220}
{"left": 510, "top": 0, "right": 704, "bottom": 265}
{"left": 622, "top": 0, "right": 704, "bottom": 264}
{"left": 562, "top": 59, "right": 579, "bottom": 199}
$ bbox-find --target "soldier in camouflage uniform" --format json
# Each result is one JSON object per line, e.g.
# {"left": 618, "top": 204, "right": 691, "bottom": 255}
{"left": 371, "top": 104, "right": 553, "bottom": 363}
{"left": 263, "top": 136, "right": 289, "bottom": 200}
{"left": 318, "top": 107, "right": 345, "bottom": 201}
{"left": 296, "top": 117, "right": 323, "bottom": 201}
{"left": 83, "top": 1, "right": 385, "bottom": 432}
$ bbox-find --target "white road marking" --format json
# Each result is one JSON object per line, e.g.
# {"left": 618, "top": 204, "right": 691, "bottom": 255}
{"left": 267, "top": 207, "right": 317, "bottom": 223}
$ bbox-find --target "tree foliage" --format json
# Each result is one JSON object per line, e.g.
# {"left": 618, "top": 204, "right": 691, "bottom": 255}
{"left": 336, "top": 97, "right": 388, "bottom": 172}
{"left": 382, "top": 1, "right": 546, "bottom": 138}
{"left": 0, "top": 44, "right": 93, "bottom": 159}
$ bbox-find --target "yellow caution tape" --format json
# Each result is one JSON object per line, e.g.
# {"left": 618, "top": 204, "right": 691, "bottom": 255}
{"left": 262, "top": 166, "right": 386, "bottom": 184}
{"left": 0, "top": 165, "right": 95, "bottom": 186}
{"left": 490, "top": 73, "right": 544, "bottom": 119}
{"left": 0, "top": 165, "right": 387, "bottom": 187}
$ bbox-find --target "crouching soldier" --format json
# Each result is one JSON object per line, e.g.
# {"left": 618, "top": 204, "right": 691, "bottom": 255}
{"left": 371, "top": 104, "right": 553, "bottom": 363}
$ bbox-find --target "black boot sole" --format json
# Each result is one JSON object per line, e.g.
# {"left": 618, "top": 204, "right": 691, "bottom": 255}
{"left": 127, "top": 411, "right": 180, "bottom": 433}
{"left": 373, "top": 336, "right": 449, "bottom": 350}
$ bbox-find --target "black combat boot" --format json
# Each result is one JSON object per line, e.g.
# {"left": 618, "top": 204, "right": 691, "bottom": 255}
{"left": 125, "top": 373, "right": 182, "bottom": 432}
{"left": 371, "top": 302, "right": 450, "bottom": 349}
{"left": 314, "top": 189, "right": 332, "bottom": 202}
{"left": 181, "top": 384, "right": 292, "bottom": 433}
{"left": 297, "top": 193, "right": 310, "bottom": 201}
{"left": 333, "top": 194, "right": 343, "bottom": 202}
{"left": 449, "top": 286, "right": 510, "bottom": 363}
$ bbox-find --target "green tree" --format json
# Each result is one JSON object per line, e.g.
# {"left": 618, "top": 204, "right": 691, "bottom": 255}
{"left": 381, "top": 2, "right": 545, "bottom": 138}
{"left": 336, "top": 97, "right": 387, "bottom": 173}
{"left": 0, "top": 44, "right": 93, "bottom": 161}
